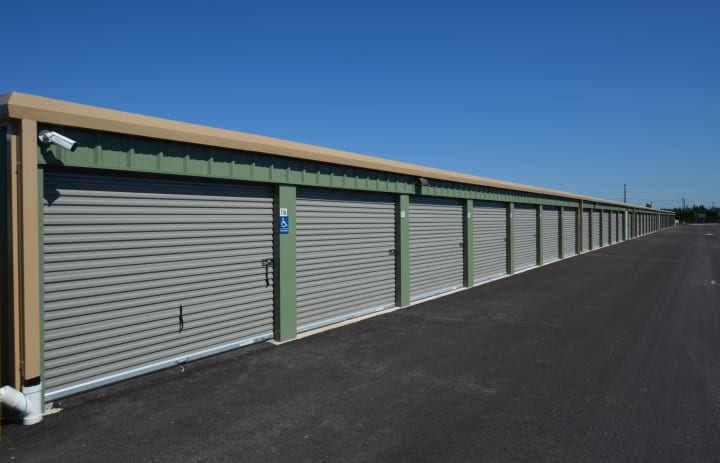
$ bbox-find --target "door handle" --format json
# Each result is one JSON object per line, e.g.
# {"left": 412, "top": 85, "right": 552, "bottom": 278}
{"left": 261, "top": 258, "right": 274, "bottom": 287}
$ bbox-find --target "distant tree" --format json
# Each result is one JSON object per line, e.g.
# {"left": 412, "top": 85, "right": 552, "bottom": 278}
{"left": 672, "top": 205, "right": 718, "bottom": 223}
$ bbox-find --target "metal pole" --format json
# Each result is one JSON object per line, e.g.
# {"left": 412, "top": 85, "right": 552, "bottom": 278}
{"left": 624, "top": 184, "right": 627, "bottom": 203}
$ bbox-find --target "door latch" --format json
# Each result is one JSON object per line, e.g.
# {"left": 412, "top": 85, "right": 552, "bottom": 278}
{"left": 261, "top": 258, "right": 274, "bottom": 287}
{"left": 178, "top": 304, "right": 184, "bottom": 333}
{"left": 388, "top": 249, "right": 396, "bottom": 256}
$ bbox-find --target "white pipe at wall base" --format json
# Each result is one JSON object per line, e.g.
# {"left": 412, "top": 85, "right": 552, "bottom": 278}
{"left": 0, "top": 384, "right": 44, "bottom": 425}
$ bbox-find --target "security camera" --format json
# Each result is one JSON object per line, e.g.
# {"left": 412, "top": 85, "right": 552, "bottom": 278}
{"left": 38, "top": 130, "right": 78, "bottom": 152}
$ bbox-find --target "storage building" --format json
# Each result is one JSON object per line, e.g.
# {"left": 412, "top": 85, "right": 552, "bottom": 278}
{"left": 0, "top": 92, "right": 675, "bottom": 408}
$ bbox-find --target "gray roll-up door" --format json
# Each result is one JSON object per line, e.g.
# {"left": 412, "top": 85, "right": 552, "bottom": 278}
{"left": 296, "top": 188, "right": 396, "bottom": 332}
{"left": 633, "top": 213, "right": 638, "bottom": 237}
{"left": 592, "top": 210, "right": 601, "bottom": 248}
{"left": 602, "top": 211, "right": 610, "bottom": 246}
{"left": 562, "top": 207, "right": 577, "bottom": 257}
{"left": 513, "top": 205, "right": 537, "bottom": 271}
{"left": 43, "top": 171, "right": 274, "bottom": 401}
{"left": 642, "top": 215, "right": 646, "bottom": 235}
{"left": 473, "top": 201, "right": 507, "bottom": 283}
{"left": 611, "top": 212, "right": 618, "bottom": 243}
{"left": 542, "top": 207, "right": 560, "bottom": 263}
{"left": 582, "top": 210, "right": 591, "bottom": 251}
{"left": 410, "top": 197, "right": 464, "bottom": 301}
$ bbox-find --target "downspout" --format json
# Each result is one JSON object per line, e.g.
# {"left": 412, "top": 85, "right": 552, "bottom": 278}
{"left": 0, "top": 384, "right": 43, "bottom": 425}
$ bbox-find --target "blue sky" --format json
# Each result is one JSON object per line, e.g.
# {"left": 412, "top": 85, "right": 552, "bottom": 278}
{"left": 5, "top": 1, "right": 719, "bottom": 209}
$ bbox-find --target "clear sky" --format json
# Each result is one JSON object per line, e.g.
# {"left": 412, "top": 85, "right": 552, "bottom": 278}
{"left": 5, "top": 0, "right": 719, "bottom": 209}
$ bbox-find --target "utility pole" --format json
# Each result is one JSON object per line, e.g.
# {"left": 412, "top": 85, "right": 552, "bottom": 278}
{"left": 682, "top": 198, "right": 686, "bottom": 210}
{"left": 623, "top": 184, "right": 627, "bottom": 203}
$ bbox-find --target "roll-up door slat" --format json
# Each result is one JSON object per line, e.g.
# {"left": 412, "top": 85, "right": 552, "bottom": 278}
{"left": 296, "top": 189, "right": 396, "bottom": 332}
{"left": 473, "top": 202, "right": 507, "bottom": 283}
{"left": 514, "top": 205, "right": 537, "bottom": 271}
{"left": 43, "top": 172, "right": 274, "bottom": 401}
{"left": 410, "top": 197, "right": 464, "bottom": 301}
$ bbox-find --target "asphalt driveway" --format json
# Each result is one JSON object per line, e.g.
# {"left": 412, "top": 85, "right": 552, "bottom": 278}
{"left": 2, "top": 224, "right": 719, "bottom": 462}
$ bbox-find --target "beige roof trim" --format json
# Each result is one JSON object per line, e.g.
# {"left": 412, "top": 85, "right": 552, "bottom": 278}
{"left": 1, "top": 91, "right": 661, "bottom": 210}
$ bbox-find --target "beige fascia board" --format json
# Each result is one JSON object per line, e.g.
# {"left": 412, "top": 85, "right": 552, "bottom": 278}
{"left": 7, "top": 122, "right": 22, "bottom": 387}
{"left": 1, "top": 92, "right": 658, "bottom": 211}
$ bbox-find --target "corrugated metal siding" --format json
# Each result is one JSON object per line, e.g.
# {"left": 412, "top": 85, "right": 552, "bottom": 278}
{"left": 472, "top": 201, "right": 507, "bottom": 283}
{"left": 592, "top": 211, "right": 601, "bottom": 248}
{"left": 582, "top": 210, "right": 591, "bottom": 251}
{"left": 296, "top": 188, "right": 396, "bottom": 332}
{"left": 542, "top": 207, "right": 560, "bottom": 263}
{"left": 563, "top": 207, "right": 577, "bottom": 256}
{"left": 410, "top": 197, "right": 464, "bottom": 301}
{"left": 514, "top": 205, "right": 537, "bottom": 271}
{"left": 43, "top": 171, "right": 275, "bottom": 400}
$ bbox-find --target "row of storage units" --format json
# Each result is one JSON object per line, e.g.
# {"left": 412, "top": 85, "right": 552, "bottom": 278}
{"left": 0, "top": 93, "right": 676, "bottom": 409}
{"left": 40, "top": 170, "right": 658, "bottom": 400}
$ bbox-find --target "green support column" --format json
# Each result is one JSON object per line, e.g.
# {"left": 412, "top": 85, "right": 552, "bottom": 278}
{"left": 507, "top": 203, "right": 515, "bottom": 274}
{"left": 599, "top": 209, "right": 603, "bottom": 247}
{"left": 38, "top": 168, "right": 45, "bottom": 385}
{"left": 395, "top": 194, "right": 410, "bottom": 307}
{"left": 537, "top": 205, "right": 543, "bottom": 265}
{"left": 463, "top": 199, "right": 473, "bottom": 287}
{"left": 274, "top": 185, "right": 296, "bottom": 342}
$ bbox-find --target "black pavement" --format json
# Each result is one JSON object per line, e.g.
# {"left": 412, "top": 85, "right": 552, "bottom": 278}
{"left": 2, "top": 224, "right": 719, "bottom": 462}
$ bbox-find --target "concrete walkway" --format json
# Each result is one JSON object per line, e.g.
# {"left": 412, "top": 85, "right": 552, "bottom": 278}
{"left": 2, "top": 224, "right": 719, "bottom": 462}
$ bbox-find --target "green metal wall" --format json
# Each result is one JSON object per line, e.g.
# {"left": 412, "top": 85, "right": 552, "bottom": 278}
{"left": 33, "top": 124, "right": 675, "bottom": 351}
{"left": 38, "top": 125, "right": 594, "bottom": 209}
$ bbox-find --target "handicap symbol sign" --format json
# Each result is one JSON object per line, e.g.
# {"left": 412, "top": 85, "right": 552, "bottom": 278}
{"left": 279, "top": 213, "right": 290, "bottom": 235}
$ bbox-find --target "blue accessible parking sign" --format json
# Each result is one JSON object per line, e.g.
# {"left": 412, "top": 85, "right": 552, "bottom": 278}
{"left": 279, "top": 208, "right": 290, "bottom": 234}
